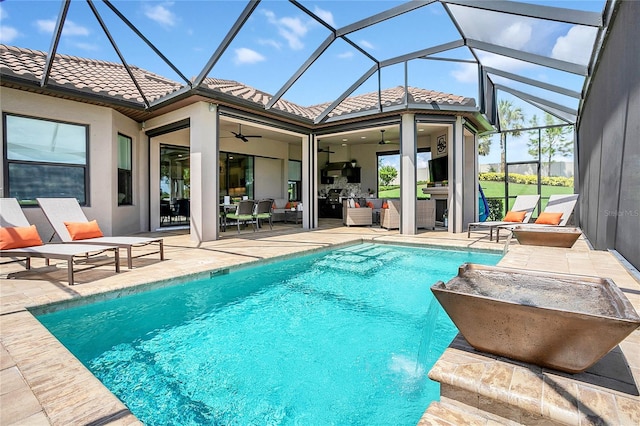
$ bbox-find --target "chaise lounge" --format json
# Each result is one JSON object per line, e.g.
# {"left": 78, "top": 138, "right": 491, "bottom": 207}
{"left": 467, "top": 194, "right": 540, "bottom": 241}
{"left": 1, "top": 198, "right": 120, "bottom": 285}
{"left": 37, "top": 198, "right": 164, "bottom": 269}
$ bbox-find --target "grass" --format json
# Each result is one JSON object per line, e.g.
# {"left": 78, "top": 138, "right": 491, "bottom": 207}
{"left": 378, "top": 181, "right": 574, "bottom": 214}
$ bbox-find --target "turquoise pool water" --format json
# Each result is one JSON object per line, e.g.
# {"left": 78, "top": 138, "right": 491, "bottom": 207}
{"left": 37, "top": 243, "right": 501, "bottom": 425}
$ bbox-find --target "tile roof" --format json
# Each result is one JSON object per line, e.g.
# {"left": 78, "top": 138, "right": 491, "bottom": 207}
{"left": 0, "top": 45, "right": 181, "bottom": 105}
{"left": 1, "top": 44, "right": 476, "bottom": 123}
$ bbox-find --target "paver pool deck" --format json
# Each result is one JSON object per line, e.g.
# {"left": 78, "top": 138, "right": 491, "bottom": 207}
{"left": 1, "top": 222, "right": 639, "bottom": 425}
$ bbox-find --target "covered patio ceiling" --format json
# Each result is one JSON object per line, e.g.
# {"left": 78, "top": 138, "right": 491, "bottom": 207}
{"left": 4, "top": 0, "right": 614, "bottom": 131}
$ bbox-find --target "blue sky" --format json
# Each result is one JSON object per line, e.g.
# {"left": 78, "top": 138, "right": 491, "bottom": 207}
{"left": 1, "top": 0, "right": 604, "bottom": 165}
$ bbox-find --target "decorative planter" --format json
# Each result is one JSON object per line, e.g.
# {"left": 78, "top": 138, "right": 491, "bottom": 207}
{"left": 431, "top": 263, "right": 640, "bottom": 373}
{"left": 511, "top": 226, "right": 582, "bottom": 248}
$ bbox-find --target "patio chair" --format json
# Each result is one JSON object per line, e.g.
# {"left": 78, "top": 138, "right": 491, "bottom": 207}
{"left": 343, "top": 199, "right": 372, "bottom": 227}
{"left": 36, "top": 198, "right": 164, "bottom": 269}
{"left": 225, "top": 199, "right": 256, "bottom": 233}
{"left": 1, "top": 198, "right": 120, "bottom": 285}
{"left": 254, "top": 199, "right": 274, "bottom": 230}
{"left": 467, "top": 194, "right": 540, "bottom": 241}
{"left": 495, "top": 194, "right": 579, "bottom": 242}
{"left": 380, "top": 200, "right": 401, "bottom": 230}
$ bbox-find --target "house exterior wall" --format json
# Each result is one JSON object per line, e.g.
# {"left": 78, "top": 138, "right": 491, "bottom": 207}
{"left": 577, "top": 0, "right": 640, "bottom": 270}
{"left": 1, "top": 87, "right": 145, "bottom": 238}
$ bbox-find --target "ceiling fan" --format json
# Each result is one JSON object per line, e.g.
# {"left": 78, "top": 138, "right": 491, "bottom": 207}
{"left": 230, "top": 124, "right": 262, "bottom": 142}
{"left": 377, "top": 129, "right": 398, "bottom": 145}
{"left": 318, "top": 147, "right": 335, "bottom": 153}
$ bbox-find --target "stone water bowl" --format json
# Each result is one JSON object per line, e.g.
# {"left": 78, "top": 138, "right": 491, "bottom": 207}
{"left": 431, "top": 263, "right": 640, "bottom": 373}
{"left": 511, "top": 226, "right": 582, "bottom": 248}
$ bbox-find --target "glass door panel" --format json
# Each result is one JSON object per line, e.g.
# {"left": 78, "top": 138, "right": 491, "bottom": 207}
{"left": 160, "top": 144, "right": 190, "bottom": 227}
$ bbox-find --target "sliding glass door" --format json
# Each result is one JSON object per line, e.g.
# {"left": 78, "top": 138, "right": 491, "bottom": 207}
{"left": 160, "top": 144, "right": 190, "bottom": 227}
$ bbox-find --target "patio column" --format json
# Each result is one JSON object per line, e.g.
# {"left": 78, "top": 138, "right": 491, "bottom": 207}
{"left": 301, "top": 133, "right": 317, "bottom": 229}
{"left": 400, "top": 113, "right": 417, "bottom": 235}
{"left": 190, "top": 102, "right": 219, "bottom": 242}
{"left": 450, "top": 117, "right": 464, "bottom": 233}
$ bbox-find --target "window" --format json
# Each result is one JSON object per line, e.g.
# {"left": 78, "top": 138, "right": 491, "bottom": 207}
{"left": 219, "top": 152, "right": 254, "bottom": 201}
{"left": 376, "top": 149, "right": 431, "bottom": 199}
{"left": 288, "top": 160, "right": 301, "bottom": 201}
{"left": 4, "top": 114, "right": 88, "bottom": 206}
{"left": 118, "top": 134, "right": 133, "bottom": 205}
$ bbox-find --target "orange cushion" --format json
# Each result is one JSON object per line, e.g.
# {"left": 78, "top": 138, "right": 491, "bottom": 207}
{"left": 535, "top": 212, "right": 563, "bottom": 225}
{"left": 285, "top": 202, "right": 291, "bottom": 209}
{"left": 0, "top": 225, "right": 43, "bottom": 250}
{"left": 354, "top": 202, "right": 360, "bottom": 208}
{"left": 503, "top": 210, "right": 527, "bottom": 222}
{"left": 64, "top": 220, "right": 104, "bottom": 240}
{"left": 382, "top": 201, "right": 389, "bottom": 209}
{"left": 366, "top": 201, "right": 374, "bottom": 208}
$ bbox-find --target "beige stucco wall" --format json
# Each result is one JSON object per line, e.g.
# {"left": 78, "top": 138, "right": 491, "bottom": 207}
{"left": 1, "top": 87, "right": 145, "bottom": 238}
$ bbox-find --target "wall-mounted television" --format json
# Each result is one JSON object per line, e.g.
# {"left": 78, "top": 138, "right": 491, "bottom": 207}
{"left": 429, "top": 156, "right": 448, "bottom": 182}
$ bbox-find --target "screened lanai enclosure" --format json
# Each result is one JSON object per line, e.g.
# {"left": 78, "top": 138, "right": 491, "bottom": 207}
{"left": 1, "top": 0, "right": 638, "bottom": 269}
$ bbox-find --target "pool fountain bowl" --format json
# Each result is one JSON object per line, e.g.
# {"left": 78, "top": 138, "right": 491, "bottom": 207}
{"left": 431, "top": 263, "right": 640, "bottom": 373}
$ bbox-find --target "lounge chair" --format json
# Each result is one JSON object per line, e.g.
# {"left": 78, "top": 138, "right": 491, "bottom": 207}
{"left": 37, "top": 198, "right": 163, "bottom": 269}
{"left": 495, "top": 194, "right": 579, "bottom": 242}
{"left": 1, "top": 198, "right": 120, "bottom": 285}
{"left": 467, "top": 194, "right": 540, "bottom": 241}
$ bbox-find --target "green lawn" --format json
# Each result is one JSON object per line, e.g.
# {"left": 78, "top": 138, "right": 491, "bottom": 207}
{"left": 378, "top": 181, "right": 574, "bottom": 214}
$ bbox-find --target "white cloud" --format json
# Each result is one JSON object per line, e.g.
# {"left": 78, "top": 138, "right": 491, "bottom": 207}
{"left": 234, "top": 47, "right": 266, "bottom": 65}
{"left": 451, "top": 51, "right": 535, "bottom": 83}
{"left": 262, "top": 9, "right": 311, "bottom": 50}
{"left": 359, "top": 40, "right": 374, "bottom": 50}
{"left": 552, "top": 26, "right": 596, "bottom": 65}
{"left": 313, "top": 6, "right": 335, "bottom": 27}
{"left": 338, "top": 51, "right": 353, "bottom": 59}
{"left": 73, "top": 42, "right": 99, "bottom": 51}
{"left": 0, "top": 26, "right": 19, "bottom": 43}
{"left": 144, "top": 3, "right": 177, "bottom": 27}
{"left": 36, "top": 19, "right": 90, "bottom": 36}
{"left": 497, "top": 22, "right": 532, "bottom": 50}
{"left": 451, "top": 63, "right": 477, "bottom": 83}
{"left": 258, "top": 38, "right": 282, "bottom": 50}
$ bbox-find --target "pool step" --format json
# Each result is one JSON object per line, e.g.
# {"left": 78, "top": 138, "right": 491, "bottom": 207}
{"left": 418, "top": 398, "right": 521, "bottom": 425}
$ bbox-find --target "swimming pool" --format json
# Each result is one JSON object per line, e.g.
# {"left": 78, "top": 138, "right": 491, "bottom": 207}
{"left": 37, "top": 243, "right": 501, "bottom": 425}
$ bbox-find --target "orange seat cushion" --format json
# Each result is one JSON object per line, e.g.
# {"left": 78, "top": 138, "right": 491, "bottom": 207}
{"left": 64, "top": 220, "right": 104, "bottom": 240}
{"left": 382, "top": 201, "right": 389, "bottom": 209}
{"left": 535, "top": 212, "right": 563, "bottom": 225}
{"left": 0, "top": 225, "right": 44, "bottom": 250}
{"left": 503, "top": 210, "right": 527, "bottom": 222}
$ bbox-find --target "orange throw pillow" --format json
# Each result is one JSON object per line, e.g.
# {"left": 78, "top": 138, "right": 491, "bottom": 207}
{"left": 382, "top": 201, "right": 389, "bottom": 209}
{"left": 535, "top": 212, "right": 563, "bottom": 225}
{"left": 64, "top": 220, "right": 104, "bottom": 240}
{"left": 0, "top": 225, "right": 43, "bottom": 250}
{"left": 503, "top": 210, "right": 526, "bottom": 223}
{"left": 354, "top": 202, "right": 360, "bottom": 208}
{"left": 366, "top": 201, "right": 374, "bottom": 208}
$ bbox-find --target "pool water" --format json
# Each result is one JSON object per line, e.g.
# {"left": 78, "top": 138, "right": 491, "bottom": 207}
{"left": 37, "top": 243, "right": 501, "bottom": 425}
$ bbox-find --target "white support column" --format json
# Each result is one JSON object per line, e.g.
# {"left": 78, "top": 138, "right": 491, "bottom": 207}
{"left": 189, "top": 102, "right": 219, "bottom": 242}
{"left": 302, "top": 133, "right": 317, "bottom": 229}
{"left": 450, "top": 117, "right": 465, "bottom": 233}
{"left": 400, "top": 114, "right": 417, "bottom": 235}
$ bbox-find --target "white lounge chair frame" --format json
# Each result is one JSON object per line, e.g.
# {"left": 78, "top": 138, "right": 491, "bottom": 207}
{"left": 467, "top": 194, "right": 540, "bottom": 241}
{"left": 37, "top": 198, "right": 163, "bottom": 269}
{"left": 1, "top": 198, "right": 120, "bottom": 285}
{"left": 495, "top": 194, "right": 579, "bottom": 242}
